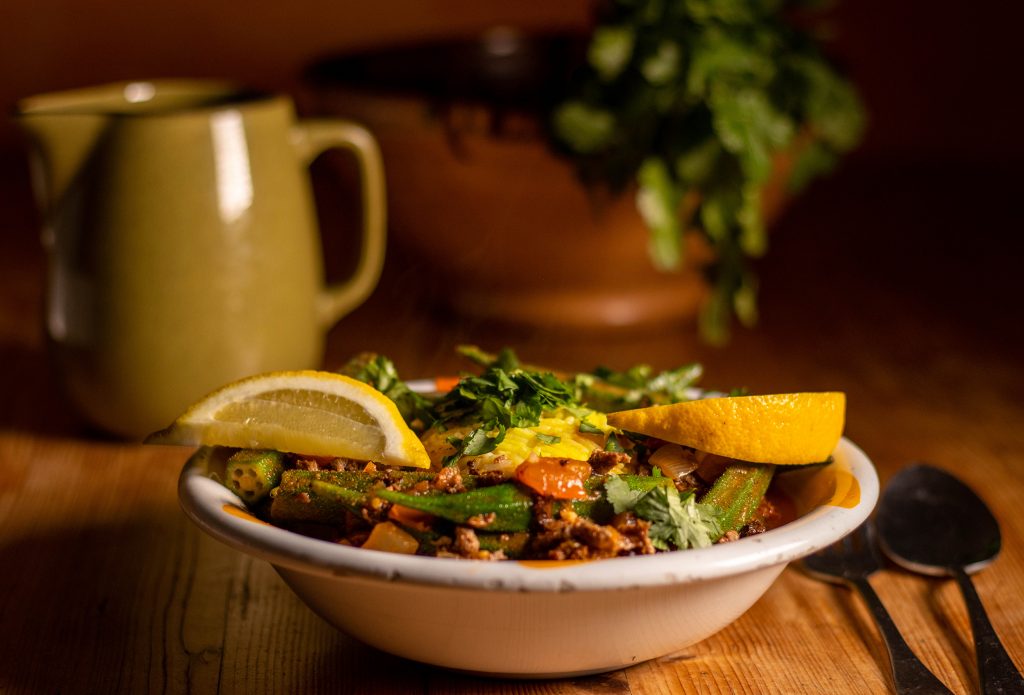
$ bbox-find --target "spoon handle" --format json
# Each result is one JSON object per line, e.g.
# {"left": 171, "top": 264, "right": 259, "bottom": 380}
{"left": 851, "top": 576, "right": 954, "bottom": 695}
{"left": 952, "top": 567, "right": 1024, "bottom": 694}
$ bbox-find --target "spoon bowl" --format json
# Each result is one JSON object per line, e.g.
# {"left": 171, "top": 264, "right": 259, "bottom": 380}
{"left": 876, "top": 463, "right": 1001, "bottom": 576}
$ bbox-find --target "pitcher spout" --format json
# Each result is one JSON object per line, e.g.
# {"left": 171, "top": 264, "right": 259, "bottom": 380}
{"left": 15, "top": 92, "right": 112, "bottom": 215}
{"left": 16, "top": 80, "right": 242, "bottom": 215}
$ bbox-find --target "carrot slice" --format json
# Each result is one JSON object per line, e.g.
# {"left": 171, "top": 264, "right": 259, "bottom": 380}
{"left": 515, "top": 457, "right": 592, "bottom": 500}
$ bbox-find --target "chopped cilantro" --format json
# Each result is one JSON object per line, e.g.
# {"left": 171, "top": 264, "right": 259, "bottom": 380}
{"left": 490, "top": 347, "right": 521, "bottom": 371}
{"left": 535, "top": 433, "right": 561, "bottom": 445}
{"left": 605, "top": 476, "right": 723, "bottom": 549}
{"left": 579, "top": 420, "right": 604, "bottom": 435}
{"left": 637, "top": 488, "right": 723, "bottom": 550}
{"left": 593, "top": 362, "right": 703, "bottom": 404}
{"left": 575, "top": 362, "right": 703, "bottom": 410}
{"left": 456, "top": 345, "right": 705, "bottom": 411}
{"left": 341, "top": 354, "right": 434, "bottom": 428}
{"left": 604, "top": 433, "right": 625, "bottom": 452}
{"left": 433, "top": 364, "right": 579, "bottom": 463}
{"left": 605, "top": 475, "right": 647, "bottom": 513}
{"left": 445, "top": 425, "right": 505, "bottom": 463}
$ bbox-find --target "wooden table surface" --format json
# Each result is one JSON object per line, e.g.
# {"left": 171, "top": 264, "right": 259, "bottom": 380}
{"left": 1, "top": 155, "right": 1022, "bottom": 695}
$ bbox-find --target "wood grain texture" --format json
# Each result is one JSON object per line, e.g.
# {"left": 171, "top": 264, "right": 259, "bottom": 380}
{"left": 1, "top": 154, "right": 1022, "bottom": 694}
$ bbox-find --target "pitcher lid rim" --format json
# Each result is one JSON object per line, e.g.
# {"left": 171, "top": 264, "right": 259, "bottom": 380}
{"left": 16, "top": 79, "right": 285, "bottom": 117}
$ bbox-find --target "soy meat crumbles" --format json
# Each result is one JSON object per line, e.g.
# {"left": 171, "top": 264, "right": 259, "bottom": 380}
{"left": 587, "top": 449, "right": 632, "bottom": 474}
{"left": 445, "top": 527, "right": 507, "bottom": 561}
{"left": 530, "top": 501, "right": 655, "bottom": 560}
{"left": 433, "top": 465, "right": 465, "bottom": 494}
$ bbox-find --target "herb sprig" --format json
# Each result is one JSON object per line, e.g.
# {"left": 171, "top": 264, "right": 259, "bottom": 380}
{"left": 458, "top": 345, "right": 705, "bottom": 411}
{"left": 605, "top": 475, "right": 723, "bottom": 549}
{"left": 576, "top": 361, "right": 703, "bottom": 410}
{"left": 433, "top": 365, "right": 579, "bottom": 464}
{"left": 552, "top": 0, "right": 865, "bottom": 343}
{"left": 339, "top": 353, "right": 435, "bottom": 428}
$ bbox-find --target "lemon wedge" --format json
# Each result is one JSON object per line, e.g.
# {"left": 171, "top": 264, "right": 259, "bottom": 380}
{"left": 606, "top": 392, "right": 845, "bottom": 465}
{"left": 146, "top": 370, "right": 431, "bottom": 468}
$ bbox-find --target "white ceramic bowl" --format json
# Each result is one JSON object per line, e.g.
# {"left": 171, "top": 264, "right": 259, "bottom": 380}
{"left": 179, "top": 437, "right": 878, "bottom": 678}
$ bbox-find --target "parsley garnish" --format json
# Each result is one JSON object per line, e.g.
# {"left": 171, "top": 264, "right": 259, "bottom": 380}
{"left": 605, "top": 476, "right": 723, "bottom": 549}
{"left": 605, "top": 476, "right": 647, "bottom": 512}
{"left": 445, "top": 424, "right": 507, "bottom": 465}
{"left": 591, "top": 362, "right": 703, "bottom": 406}
{"left": 433, "top": 365, "right": 579, "bottom": 463}
{"left": 572, "top": 362, "right": 703, "bottom": 411}
{"left": 604, "top": 433, "right": 625, "bottom": 452}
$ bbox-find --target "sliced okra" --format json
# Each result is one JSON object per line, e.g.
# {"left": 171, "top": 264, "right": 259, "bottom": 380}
{"left": 376, "top": 483, "right": 533, "bottom": 532}
{"left": 699, "top": 463, "right": 776, "bottom": 536}
{"left": 226, "top": 449, "right": 285, "bottom": 504}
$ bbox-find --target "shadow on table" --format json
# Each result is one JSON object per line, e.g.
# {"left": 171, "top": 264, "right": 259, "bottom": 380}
{"left": 0, "top": 343, "right": 108, "bottom": 439}
{"left": 297, "top": 639, "right": 634, "bottom": 694}
{"left": 925, "top": 580, "right": 980, "bottom": 689}
{"left": 0, "top": 516, "right": 180, "bottom": 693}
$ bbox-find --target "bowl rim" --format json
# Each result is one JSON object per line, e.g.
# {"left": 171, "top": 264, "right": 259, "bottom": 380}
{"left": 178, "top": 436, "right": 878, "bottom": 592}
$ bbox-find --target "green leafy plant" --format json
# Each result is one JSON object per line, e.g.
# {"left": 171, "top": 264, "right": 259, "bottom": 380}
{"left": 552, "top": 0, "right": 865, "bottom": 342}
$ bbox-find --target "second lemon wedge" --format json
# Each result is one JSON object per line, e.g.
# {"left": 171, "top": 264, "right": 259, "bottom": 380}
{"left": 607, "top": 392, "right": 845, "bottom": 465}
{"left": 146, "top": 370, "right": 431, "bottom": 468}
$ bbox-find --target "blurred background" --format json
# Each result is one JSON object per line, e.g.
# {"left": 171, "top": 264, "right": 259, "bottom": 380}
{"left": 3, "top": 1, "right": 1021, "bottom": 162}
{"left": 1, "top": 0, "right": 1022, "bottom": 434}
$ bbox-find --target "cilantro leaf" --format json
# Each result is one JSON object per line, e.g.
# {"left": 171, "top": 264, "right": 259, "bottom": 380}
{"left": 605, "top": 477, "right": 724, "bottom": 549}
{"left": 605, "top": 476, "right": 648, "bottom": 513}
{"left": 341, "top": 354, "right": 434, "bottom": 428}
{"left": 637, "top": 157, "right": 684, "bottom": 272}
{"left": 461, "top": 426, "right": 505, "bottom": 456}
{"left": 553, "top": 101, "right": 616, "bottom": 154}
{"left": 605, "top": 433, "right": 625, "bottom": 452}
{"left": 588, "top": 25, "right": 635, "bottom": 81}
{"left": 710, "top": 87, "right": 794, "bottom": 184}
{"left": 432, "top": 363, "right": 579, "bottom": 463}
{"left": 491, "top": 347, "right": 521, "bottom": 372}
{"left": 444, "top": 424, "right": 507, "bottom": 465}
{"left": 636, "top": 487, "right": 723, "bottom": 550}
{"left": 434, "top": 367, "right": 577, "bottom": 429}
{"left": 585, "top": 361, "right": 703, "bottom": 409}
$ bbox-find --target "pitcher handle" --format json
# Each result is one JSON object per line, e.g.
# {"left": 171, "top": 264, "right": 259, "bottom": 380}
{"left": 293, "top": 119, "right": 386, "bottom": 328}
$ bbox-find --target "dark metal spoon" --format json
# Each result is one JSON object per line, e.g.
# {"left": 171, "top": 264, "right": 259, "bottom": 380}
{"left": 876, "top": 463, "right": 1024, "bottom": 694}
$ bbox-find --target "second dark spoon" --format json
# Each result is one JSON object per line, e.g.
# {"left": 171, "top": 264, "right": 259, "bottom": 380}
{"left": 876, "top": 463, "right": 1024, "bottom": 694}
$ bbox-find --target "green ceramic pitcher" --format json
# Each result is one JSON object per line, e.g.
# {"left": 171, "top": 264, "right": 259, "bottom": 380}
{"left": 16, "top": 80, "right": 386, "bottom": 438}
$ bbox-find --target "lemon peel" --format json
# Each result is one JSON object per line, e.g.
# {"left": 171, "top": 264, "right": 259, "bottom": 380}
{"left": 606, "top": 392, "right": 845, "bottom": 465}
